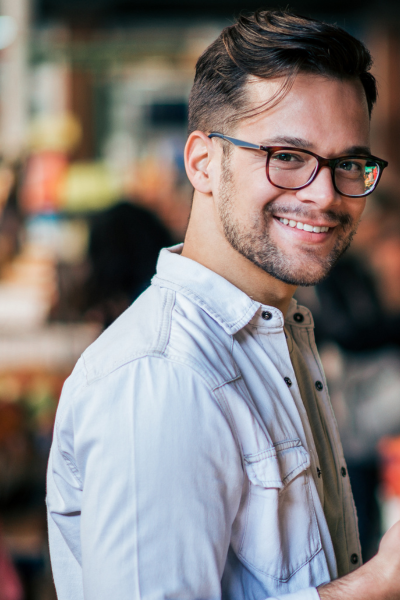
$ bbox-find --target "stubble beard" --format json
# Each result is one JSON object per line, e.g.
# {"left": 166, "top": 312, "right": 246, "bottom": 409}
{"left": 217, "top": 154, "right": 358, "bottom": 287}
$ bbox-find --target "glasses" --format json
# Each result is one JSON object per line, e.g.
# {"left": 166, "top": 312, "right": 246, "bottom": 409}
{"left": 208, "top": 132, "right": 388, "bottom": 198}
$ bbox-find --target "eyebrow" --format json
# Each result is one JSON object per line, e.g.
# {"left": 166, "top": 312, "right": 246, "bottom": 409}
{"left": 259, "top": 136, "right": 371, "bottom": 156}
{"left": 344, "top": 145, "right": 372, "bottom": 156}
{"left": 260, "top": 136, "right": 312, "bottom": 148}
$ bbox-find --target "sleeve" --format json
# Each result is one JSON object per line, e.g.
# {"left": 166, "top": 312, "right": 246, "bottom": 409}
{"left": 46, "top": 355, "right": 324, "bottom": 600}
{"left": 46, "top": 359, "right": 86, "bottom": 600}
{"left": 46, "top": 460, "right": 84, "bottom": 600}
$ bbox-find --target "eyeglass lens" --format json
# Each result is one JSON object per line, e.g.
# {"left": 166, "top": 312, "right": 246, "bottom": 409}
{"left": 268, "top": 150, "right": 380, "bottom": 196}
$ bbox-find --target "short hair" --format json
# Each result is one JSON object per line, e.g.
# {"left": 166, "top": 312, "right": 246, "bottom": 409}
{"left": 188, "top": 10, "right": 377, "bottom": 135}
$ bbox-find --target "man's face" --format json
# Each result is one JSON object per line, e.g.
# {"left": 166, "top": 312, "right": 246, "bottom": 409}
{"left": 214, "top": 74, "right": 371, "bottom": 286}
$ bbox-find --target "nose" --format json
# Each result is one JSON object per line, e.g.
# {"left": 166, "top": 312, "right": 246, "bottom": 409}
{"left": 295, "top": 165, "right": 340, "bottom": 210}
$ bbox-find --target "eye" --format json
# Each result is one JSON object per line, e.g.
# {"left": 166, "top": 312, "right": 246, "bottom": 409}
{"left": 273, "top": 152, "right": 303, "bottom": 163}
{"left": 338, "top": 160, "right": 362, "bottom": 173}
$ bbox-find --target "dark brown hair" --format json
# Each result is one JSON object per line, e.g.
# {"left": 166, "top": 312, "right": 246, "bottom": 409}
{"left": 188, "top": 10, "right": 377, "bottom": 135}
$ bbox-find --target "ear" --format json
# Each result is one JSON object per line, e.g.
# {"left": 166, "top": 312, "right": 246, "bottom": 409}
{"left": 184, "top": 130, "right": 215, "bottom": 194}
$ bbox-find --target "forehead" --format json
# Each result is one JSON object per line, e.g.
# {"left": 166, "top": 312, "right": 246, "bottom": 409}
{"left": 237, "top": 74, "right": 370, "bottom": 155}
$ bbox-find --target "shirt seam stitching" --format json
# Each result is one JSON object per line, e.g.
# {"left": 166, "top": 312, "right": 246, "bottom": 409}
{"left": 59, "top": 451, "right": 83, "bottom": 486}
{"left": 156, "top": 354, "right": 244, "bottom": 458}
{"left": 156, "top": 287, "right": 175, "bottom": 354}
{"left": 238, "top": 506, "right": 322, "bottom": 582}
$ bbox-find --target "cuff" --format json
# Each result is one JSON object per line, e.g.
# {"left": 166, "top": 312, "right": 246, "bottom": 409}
{"left": 274, "top": 587, "right": 321, "bottom": 600}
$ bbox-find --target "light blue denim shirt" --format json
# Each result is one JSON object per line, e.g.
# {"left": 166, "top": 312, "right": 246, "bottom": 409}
{"left": 47, "top": 245, "right": 361, "bottom": 600}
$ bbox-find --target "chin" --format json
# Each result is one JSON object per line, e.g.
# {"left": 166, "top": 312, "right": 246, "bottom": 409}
{"left": 279, "top": 271, "right": 330, "bottom": 287}
{"left": 266, "top": 267, "right": 331, "bottom": 287}
{"left": 255, "top": 251, "right": 340, "bottom": 287}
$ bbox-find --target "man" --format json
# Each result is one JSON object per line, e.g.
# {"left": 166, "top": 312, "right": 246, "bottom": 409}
{"left": 46, "top": 9, "right": 398, "bottom": 600}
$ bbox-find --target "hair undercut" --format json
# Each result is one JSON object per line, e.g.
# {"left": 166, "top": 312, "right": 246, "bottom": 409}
{"left": 188, "top": 10, "right": 377, "bottom": 135}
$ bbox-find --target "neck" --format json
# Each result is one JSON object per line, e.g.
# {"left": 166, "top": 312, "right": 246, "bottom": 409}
{"left": 181, "top": 193, "right": 297, "bottom": 316}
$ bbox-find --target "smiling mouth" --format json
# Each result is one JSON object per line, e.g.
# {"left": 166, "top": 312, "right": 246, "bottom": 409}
{"left": 277, "top": 217, "right": 331, "bottom": 234}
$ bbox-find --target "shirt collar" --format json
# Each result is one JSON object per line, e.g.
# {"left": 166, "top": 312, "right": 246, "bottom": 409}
{"left": 152, "top": 244, "right": 313, "bottom": 335}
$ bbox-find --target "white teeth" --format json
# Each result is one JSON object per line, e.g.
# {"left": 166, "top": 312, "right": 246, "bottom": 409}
{"left": 278, "top": 217, "right": 330, "bottom": 233}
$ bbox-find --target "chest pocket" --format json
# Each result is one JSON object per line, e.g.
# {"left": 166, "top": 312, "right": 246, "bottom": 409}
{"left": 238, "top": 439, "right": 321, "bottom": 582}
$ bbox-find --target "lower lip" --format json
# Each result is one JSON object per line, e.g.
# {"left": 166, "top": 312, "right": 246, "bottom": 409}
{"left": 273, "top": 217, "right": 333, "bottom": 242}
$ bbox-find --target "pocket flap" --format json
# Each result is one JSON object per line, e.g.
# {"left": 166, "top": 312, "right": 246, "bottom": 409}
{"left": 244, "top": 440, "right": 310, "bottom": 489}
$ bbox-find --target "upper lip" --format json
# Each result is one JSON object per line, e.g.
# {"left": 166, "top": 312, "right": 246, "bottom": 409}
{"left": 274, "top": 215, "right": 338, "bottom": 228}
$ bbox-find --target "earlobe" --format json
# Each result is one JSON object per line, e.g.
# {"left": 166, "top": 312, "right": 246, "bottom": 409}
{"left": 184, "top": 131, "right": 214, "bottom": 194}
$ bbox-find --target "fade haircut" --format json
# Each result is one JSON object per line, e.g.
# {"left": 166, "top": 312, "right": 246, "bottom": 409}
{"left": 188, "top": 10, "right": 377, "bottom": 135}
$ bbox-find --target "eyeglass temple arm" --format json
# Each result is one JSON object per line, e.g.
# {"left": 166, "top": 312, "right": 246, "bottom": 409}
{"left": 208, "top": 133, "right": 262, "bottom": 150}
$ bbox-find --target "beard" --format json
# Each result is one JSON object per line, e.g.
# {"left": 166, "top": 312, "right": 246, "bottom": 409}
{"left": 218, "top": 154, "right": 358, "bottom": 287}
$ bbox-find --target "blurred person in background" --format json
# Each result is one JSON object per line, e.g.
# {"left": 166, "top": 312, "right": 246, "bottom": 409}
{"left": 46, "top": 9, "right": 400, "bottom": 600}
{"left": 84, "top": 201, "right": 174, "bottom": 327}
{"left": 51, "top": 200, "right": 174, "bottom": 328}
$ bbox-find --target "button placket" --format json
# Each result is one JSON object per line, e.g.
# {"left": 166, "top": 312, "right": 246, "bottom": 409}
{"left": 256, "top": 323, "right": 320, "bottom": 499}
{"left": 285, "top": 325, "right": 326, "bottom": 503}
{"left": 282, "top": 367, "right": 323, "bottom": 496}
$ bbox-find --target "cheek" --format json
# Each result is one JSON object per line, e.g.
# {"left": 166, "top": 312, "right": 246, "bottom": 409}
{"left": 225, "top": 154, "right": 293, "bottom": 219}
{"left": 230, "top": 153, "right": 267, "bottom": 190}
{"left": 234, "top": 175, "right": 283, "bottom": 217}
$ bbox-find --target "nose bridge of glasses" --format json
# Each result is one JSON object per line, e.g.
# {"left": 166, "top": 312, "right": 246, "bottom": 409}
{"left": 291, "top": 155, "right": 336, "bottom": 197}
{"left": 306, "top": 155, "right": 337, "bottom": 185}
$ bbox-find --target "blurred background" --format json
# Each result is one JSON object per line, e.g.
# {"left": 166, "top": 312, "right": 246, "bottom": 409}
{"left": 0, "top": 0, "right": 400, "bottom": 598}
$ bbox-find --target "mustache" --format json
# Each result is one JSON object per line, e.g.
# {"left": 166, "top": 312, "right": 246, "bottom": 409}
{"left": 264, "top": 203, "right": 353, "bottom": 228}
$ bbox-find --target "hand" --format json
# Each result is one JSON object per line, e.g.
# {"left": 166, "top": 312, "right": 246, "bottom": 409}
{"left": 318, "top": 520, "right": 400, "bottom": 600}
{"left": 369, "top": 519, "right": 400, "bottom": 597}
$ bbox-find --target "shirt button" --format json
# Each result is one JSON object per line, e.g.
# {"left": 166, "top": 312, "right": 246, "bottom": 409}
{"left": 284, "top": 377, "right": 292, "bottom": 387}
{"left": 293, "top": 312, "right": 304, "bottom": 323}
{"left": 262, "top": 310, "right": 273, "bottom": 320}
{"left": 341, "top": 467, "right": 347, "bottom": 477}
{"left": 350, "top": 553, "right": 359, "bottom": 565}
{"left": 315, "top": 380, "right": 323, "bottom": 391}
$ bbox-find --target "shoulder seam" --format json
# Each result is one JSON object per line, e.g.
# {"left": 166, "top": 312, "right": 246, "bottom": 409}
{"left": 157, "top": 287, "right": 175, "bottom": 354}
{"left": 56, "top": 353, "right": 243, "bottom": 482}
{"left": 83, "top": 288, "right": 176, "bottom": 383}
